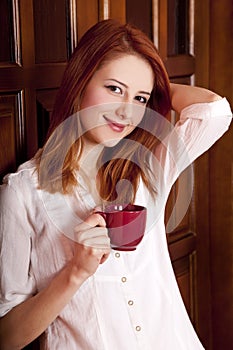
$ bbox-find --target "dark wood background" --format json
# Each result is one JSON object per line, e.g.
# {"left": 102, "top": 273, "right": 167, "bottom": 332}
{"left": 0, "top": 1, "right": 232, "bottom": 349}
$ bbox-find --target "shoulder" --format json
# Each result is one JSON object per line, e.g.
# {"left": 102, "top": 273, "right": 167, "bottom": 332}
{"left": 1, "top": 158, "right": 39, "bottom": 206}
{"left": 2, "top": 158, "right": 38, "bottom": 188}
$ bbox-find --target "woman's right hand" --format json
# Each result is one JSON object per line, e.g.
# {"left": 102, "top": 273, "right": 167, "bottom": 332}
{"left": 70, "top": 213, "right": 111, "bottom": 281}
{"left": 0, "top": 213, "right": 110, "bottom": 350}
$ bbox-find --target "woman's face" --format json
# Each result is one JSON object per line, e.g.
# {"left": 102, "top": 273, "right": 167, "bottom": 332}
{"left": 79, "top": 54, "right": 154, "bottom": 148}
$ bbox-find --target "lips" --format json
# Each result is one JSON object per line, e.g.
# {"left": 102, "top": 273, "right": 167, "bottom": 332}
{"left": 103, "top": 116, "right": 127, "bottom": 133}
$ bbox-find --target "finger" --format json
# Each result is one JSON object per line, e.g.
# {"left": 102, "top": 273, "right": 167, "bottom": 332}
{"left": 75, "top": 226, "right": 108, "bottom": 241}
{"left": 75, "top": 226, "right": 110, "bottom": 246}
{"left": 92, "top": 206, "right": 102, "bottom": 213}
{"left": 76, "top": 240, "right": 110, "bottom": 253}
{"left": 75, "top": 213, "right": 106, "bottom": 233}
{"left": 88, "top": 213, "right": 106, "bottom": 227}
{"left": 82, "top": 234, "right": 110, "bottom": 249}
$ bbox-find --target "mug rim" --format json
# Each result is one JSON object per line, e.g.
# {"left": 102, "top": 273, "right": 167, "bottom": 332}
{"left": 102, "top": 204, "right": 146, "bottom": 214}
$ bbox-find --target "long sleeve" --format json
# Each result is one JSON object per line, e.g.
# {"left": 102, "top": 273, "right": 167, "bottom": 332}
{"left": 0, "top": 175, "right": 37, "bottom": 317}
{"left": 153, "top": 97, "right": 232, "bottom": 190}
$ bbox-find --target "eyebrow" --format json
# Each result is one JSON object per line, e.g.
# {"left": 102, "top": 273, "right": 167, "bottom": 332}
{"left": 106, "top": 79, "right": 151, "bottom": 96}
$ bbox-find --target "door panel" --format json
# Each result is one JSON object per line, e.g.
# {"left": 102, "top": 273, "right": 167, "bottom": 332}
{"left": 33, "top": 0, "right": 69, "bottom": 63}
{"left": 0, "top": 92, "right": 24, "bottom": 176}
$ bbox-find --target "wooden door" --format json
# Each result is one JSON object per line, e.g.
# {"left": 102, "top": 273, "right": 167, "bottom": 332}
{"left": 0, "top": 1, "right": 232, "bottom": 349}
{"left": 195, "top": 0, "right": 233, "bottom": 349}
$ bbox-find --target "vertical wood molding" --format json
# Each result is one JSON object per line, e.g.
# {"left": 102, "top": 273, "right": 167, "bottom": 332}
{"left": 19, "top": 0, "right": 35, "bottom": 67}
{"left": 98, "top": 0, "right": 126, "bottom": 22}
{"left": 189, "top": 0, "right": 194, "bottom": 56}
{"left": 158, "top": 0, "right": 168, "bottom": 58}
{"left": 12, "top": 0, "right": 21, "bottom": 66}
{"left": 15, "top": 90, "right": 25, "bottom": 160}
{"left": 69, "top": 0, "right": 78, "bottom": 52}
{"left": 98, "top": 0, "right": 109, "bottom": 20}
{"left": 152, "top": 0, "right": 159, "bottom": 47}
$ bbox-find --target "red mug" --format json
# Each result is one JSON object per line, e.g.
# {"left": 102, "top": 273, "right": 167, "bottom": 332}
{"left": 97, "top": 204, "right": 147, "bottom": 251}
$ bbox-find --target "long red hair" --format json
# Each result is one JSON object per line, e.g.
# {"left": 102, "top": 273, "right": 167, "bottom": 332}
{"left": 37, "top": 19, "right": 171, "bottom": 203}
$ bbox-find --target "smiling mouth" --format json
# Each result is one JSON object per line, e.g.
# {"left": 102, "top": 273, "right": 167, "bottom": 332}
{"left": 103, "top": 116, "right": 128, "bottom": 133}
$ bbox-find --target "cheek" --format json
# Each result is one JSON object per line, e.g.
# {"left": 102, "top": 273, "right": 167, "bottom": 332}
{"left": 80, "top": 88, "right": 108, "bottom": 110}
{"left": 133, "top": 109, "right": 146, "bottom": 126}
{"left": 81, "top": 94, "right": 98, "bottom": 110}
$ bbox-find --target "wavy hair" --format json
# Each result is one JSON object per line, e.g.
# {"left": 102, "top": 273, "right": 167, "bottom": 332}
{"left": 36, "top": 19, "right": 171, "bottom": 203}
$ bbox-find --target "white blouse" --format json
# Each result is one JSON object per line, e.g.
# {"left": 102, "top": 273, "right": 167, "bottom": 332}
{"left": 0, "top": 98, "right": 232, "bottom": 350}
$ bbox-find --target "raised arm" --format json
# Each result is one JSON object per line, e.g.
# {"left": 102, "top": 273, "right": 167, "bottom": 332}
{"left": 170, "top": 83, "right": 222, "bottom": 114}
{"left": 152, "top": 84, "right": 232, "bottom": 194}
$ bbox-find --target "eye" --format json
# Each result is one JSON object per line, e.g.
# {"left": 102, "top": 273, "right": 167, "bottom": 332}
{"left": 135, "top": 95, "right": 148, "bottom": 104}
{"left": 105, "top": 85, "right": 122, "bottom": 95}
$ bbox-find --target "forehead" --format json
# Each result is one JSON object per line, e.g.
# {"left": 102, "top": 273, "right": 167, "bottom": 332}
{"left": 95, "top": 54, "right": 154, "bottom": 90}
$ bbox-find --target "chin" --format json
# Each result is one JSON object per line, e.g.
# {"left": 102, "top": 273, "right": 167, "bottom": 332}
{"left": 101, "top": 137, "right": 123, "bottom": 148}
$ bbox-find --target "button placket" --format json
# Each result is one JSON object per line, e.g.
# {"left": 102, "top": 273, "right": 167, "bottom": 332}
{"left": 125, "top": 290, "right": 143, "bottom": 341}
{"left": 112, "top": 250, "right": 144, "bottom": 344}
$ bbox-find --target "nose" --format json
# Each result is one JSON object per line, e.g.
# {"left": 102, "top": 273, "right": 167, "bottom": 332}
{"left": 115, "top": 102, "right": 133, "bottom": 120}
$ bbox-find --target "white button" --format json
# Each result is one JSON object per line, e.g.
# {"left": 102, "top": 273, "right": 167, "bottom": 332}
{"left": 121, "top": 277, "right": 127, "bottom": 283}
{"left": 135, "top": 325, "right": 141, "bottom": 332}
{"left": 128, "top": 300, "right": 134, "bottom": 306}
{"left": 115, "top": 252, "right": 120, "bottom": 258}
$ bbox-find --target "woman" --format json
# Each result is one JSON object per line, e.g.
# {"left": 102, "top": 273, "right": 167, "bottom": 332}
{"left": 0, "top": 19, "right": 232, "bottom": 349}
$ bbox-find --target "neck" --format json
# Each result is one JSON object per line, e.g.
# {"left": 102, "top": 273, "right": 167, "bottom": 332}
{"left": 78, "top": 144, "right": 105, "bottom": 205}
{"left": 80, "top": 143, "right": 104, "bottom": 174}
